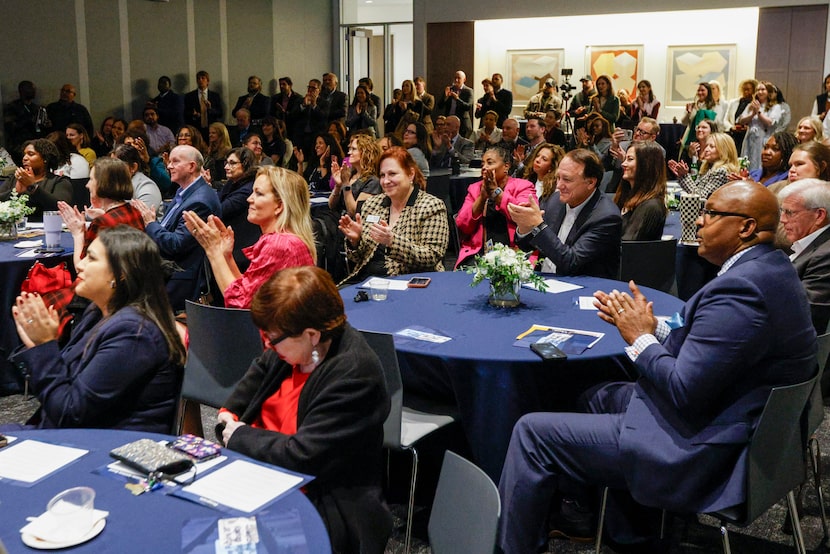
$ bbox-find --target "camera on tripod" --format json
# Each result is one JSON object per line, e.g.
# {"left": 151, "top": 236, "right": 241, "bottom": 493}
{"left": 559, "top": 69, "right": 576, "bottom": 103}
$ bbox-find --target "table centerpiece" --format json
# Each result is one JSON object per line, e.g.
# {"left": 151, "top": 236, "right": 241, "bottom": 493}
{"left": 0, "top": 191, "right": 34, "bottom": 240}
{"left": 466, "top": 243, "right": 547, "bottom": 307}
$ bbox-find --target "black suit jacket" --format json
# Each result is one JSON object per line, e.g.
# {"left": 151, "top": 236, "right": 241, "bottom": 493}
{"left": 517, "top": 188, "right": 622, "bottom": 277}
{"left": 793, "top": 226, "right": 830, "bottom": 306}
{"left": 183, "top": 89, "right": 224, "bottom": 133}
{"left": 319, "top": 89, "right": 348, "bottom": 123}
{"left": 153, "top": 91, "right": 184, "bottom": 131}
{"left": 437, "top": 85, "right": 474, "bottom": 138}
{"left": 231, "top": 92, "right": 270, "bottom": 122}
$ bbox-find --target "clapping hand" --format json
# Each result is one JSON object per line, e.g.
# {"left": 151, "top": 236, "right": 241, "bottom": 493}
{"left": 667, "top": 159, "right": 689, "bottom": 179}
{"left": 12, "top": 292, "right": 59, "bottom": 348}
{"left": 593, "top": 281, "right": 656, "bottom": 344}
{"left": 507, "top": 196, "right": 545, "bottom": 235}
{"left": 57, "top": 201, "right": 85, "bottom": 236}
{"left": 183, "top": 211, "right": 234, "bottom": 259}
{"left": 131, "top": 198, "right": 159, "bottom": 225}
{"left": 338, "top": 213, "right": 363, "bottom": 246}
{"left": 368, "top": 219, "right": 394, "bottom": 246}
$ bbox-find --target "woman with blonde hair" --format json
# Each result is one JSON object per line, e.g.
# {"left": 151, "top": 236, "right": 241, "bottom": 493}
{"left": 669, "top": 132, "right": 740, "bottom": 199}
{"left": 796, "top": 116, "right": 824, "bottom": 144}
{"left": 183, "top": 166, "right": 316, "bottom": 308}
{"left": 329, "top": 132, "right": 381, "bottom": 217}
{"left": 206, "top": 122, "right": 232, "bottom": 183}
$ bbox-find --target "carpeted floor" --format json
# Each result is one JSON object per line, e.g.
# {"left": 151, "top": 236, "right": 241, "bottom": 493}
{"left": 3, "top": 394, "right": 830, "bottom": 553}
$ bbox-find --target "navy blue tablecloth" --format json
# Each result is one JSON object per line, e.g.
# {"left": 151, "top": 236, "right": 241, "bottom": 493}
{"left": 342, "top": 271, "right": 684, "bottom": 479}
{"left": 0, "top": 232, "right": 75, "bottom": 395}
{"left": 0, "top": 429, "right": 331, "bottom": 553}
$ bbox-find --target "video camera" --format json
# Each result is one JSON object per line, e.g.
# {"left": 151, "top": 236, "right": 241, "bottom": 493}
{"left": 559, "top": 69, "right": 576, "bottom": 102}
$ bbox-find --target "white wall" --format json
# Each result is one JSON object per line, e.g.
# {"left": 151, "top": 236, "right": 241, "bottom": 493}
{"left": 473, "top": 8, "right": 759, "bottom": 124}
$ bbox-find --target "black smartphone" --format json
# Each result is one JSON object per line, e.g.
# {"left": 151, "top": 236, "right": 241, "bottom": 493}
{"left": 408, "top": 277, "right": 431, "bottom": 288}
{"left": 530, "top": 342, "right": 568, "bottom": 361}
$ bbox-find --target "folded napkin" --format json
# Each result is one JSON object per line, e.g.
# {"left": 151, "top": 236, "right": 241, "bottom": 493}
{"left": 14, "top": 240, "right": 42, "bottom": 248}
{"left": 20, "top": 508, "right": 109, "bottom": 543}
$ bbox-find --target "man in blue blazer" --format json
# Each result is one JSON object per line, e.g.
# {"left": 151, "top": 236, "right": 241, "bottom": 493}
{"left": 498, "top": 181, "right": 817, "bottom": 553}
{"left": 134, "top": 145, "right": 221, "bottom": 311}
{"left": 509, "top": 148, "right": 622, "bottom": 278}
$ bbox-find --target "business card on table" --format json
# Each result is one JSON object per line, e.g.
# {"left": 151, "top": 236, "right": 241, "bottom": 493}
{"left": 396, "top": 327, "right": 452, "bottom": 344}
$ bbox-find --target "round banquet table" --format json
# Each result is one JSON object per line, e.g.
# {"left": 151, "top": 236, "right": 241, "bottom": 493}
{"left": 0, "top": 232, "right": 75, "bottom": 395}
{"left": 0, "top": 429, "right": 331, "bottom": 553}
{"left": 341, "top": 271, "right": 684, "bottom": 479}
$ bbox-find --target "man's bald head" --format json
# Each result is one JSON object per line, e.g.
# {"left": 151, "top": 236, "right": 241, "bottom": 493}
{"left": 697, "top": 181, "right": 779, "bottom": 266}
{"left": 168, "top": 145, "right": 204, "bottom": 187}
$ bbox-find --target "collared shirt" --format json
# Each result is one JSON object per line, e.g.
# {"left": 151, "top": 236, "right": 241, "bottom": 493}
{"left": 790, "top": 225, "right": 829, "bottom": 261}
{"left": 540, "top": 195, "right": 589, "bottom": 273}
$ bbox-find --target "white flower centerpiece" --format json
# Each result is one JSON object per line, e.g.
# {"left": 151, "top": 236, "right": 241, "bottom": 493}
{"left": 0, "top": 191, "right": 35, "bottom": 240}
{"left": 466, "top": 243, "right": 547, "bottom": 307}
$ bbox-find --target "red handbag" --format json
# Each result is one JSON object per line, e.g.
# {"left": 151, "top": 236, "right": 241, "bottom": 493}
{"left": 20, "top": 261, "right": 73, "bottom": 294}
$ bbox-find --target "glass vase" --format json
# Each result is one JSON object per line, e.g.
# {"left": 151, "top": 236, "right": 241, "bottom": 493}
{"left": 488, "top": 278, "right": 521, "bottom": 308}
{"left": 0, "top": 220, "right": 18, "bottom": 241}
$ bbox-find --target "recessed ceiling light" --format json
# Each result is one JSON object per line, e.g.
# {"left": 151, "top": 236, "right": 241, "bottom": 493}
{"left": 365, "top": 1, "right": 373, "bottom": 3}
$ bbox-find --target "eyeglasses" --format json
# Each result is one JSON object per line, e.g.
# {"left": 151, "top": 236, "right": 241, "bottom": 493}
{"left": 267, "top": 334, "right": 290, "bottom": 348}
{"left": 699, "top": 208, "right": 751, "bottom": 220}
{"left": 404, "top": 129, "right": 416, "bottom": 135}
{"left": 779, "top": 207, "right": 817, "bottom": 218}
{"left": 633, "top": 128, "right": 654, "bottom": 137}
{"left": 225, "top": 160, "right": 240, "bottom": 166}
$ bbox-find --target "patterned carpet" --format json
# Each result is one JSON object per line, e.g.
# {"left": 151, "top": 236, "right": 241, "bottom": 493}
{"left": 3, "top": 395, "right": 830, "bottom": 553}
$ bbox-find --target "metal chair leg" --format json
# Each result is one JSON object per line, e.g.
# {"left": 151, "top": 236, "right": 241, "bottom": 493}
{"left": 403, "top": 447, "right": 419, "bottom": 554}
{"left": 595, "top": 487, "right": 609, "bottom": 554}
{"left": 787, "top": 490, "right": 808, "bottom": 554}
{"left": 809, "top": 436, "right": 830, "bottom": 543}
{"left": 719, "top": 522, "right": 731, "bottom": 554}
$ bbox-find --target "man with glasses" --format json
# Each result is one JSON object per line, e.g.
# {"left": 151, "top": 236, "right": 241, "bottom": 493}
{"left": 601, "top": 117, "right": 665, "bottom": 191}
{"left": 46, "top": 84, "right": 93, "bottom": 136}
{"left": 498, "top": 181, "right": 816, "bottom": 553}
{"left": 778, "top": 178, "right": 830, "bottom": 315}
{"left": 289, "top": 79, "right": 327, "bottom": 159}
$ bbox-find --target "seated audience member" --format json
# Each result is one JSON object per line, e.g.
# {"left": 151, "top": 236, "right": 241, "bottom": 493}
{"left": 295, "top": 133, "right": 343, "bottom": 193}
{"left": 604, "top": 118, "right": 664, "bottom": 184}
{"left": 143, "top": 104, "right": 175, "bottom": 153}
{"left": 176, "top": 125, "right": 208, "bottom": 156}
{"left": 472, "top": 110, "right": 503, "bottom": 150}
{"left": 260, "top": 116, "right": 287, "bottom": 167}
{"left": 616, "top": 141, "right": 668, "bottom": 241}
{"left": 328, "top": 121, "right": 349, "bottom": 157}
{"left": 508, "top": 149, "right": 622, "bottom": 278}
{"left": 205, "top": 122, "right": 232, "bottom": 184}
{"left": 779, "top": 179, "right": 830, "bottom": 314}
{"left": 575, "top": 115, "right": 613, "bottom": 159}
{"left": 229, "top": 108, "right": 258, "bottom": 148}
{"left": 428, "top": 115, "right": 447, "bottom": 154}
{"left": 111, "top": 144, "right": 162, "bottom": 208}
{"left": 669, "top": 132, "right": 740, "bottom": 201}
{"left": 630, "top": 79, "right": 661, "bottom": 124}
{"left": 218, "top": 266, "right": 392, "bottom": 552}
{"left": 523, "top": 143, "right": 564, "bottom": 199}
{"left": 455, "top": 146, "right": 535, "bottom": 268}
{"left": 184, "top": 166, "right": 315, "bottom": 309}
{"left": 524, "top": 78, "right": 563, "bottom": 120}
{"left": 48, "top": 131, "right": 89, "bottom": 179}
{"left": 244, "top": 133, "right": 274, "bottom": 167}
{"left": 328, "top": 133, "right": 381, "bottom": 217}
{"left": 511, "top": 117, "right": 546, "bottom": 177}
{"left": 796, "top": 116, "right": 824, "bottom": 144}
{"left": 58, "top": 158, "right": 146, "bottom": 270}
{"left": 0, "top": 138, "right": 72, "bottom": 219}
{"left": 749, "top": 131, "right": 797, "bottom": 188}
{"left": 681, "top": 82, "right": 717, "bottom": 148}
{"left": 543, "top": 109, "right": 567, "bottom": 148}
{"left": 65, "top": 123, "right": 97, "bottom": 167}
{"left": 680, "top": 118, "right": 718, "bottom": 167}
{"left": 122, "top": 128, "right": 174, "bottom": 198}
{"left": 430, "top": 115, "right": 474, "bottom": 168}
{"left": 378, "top": 134, "right": 402, "bottom": 152}
{"left": 768, "top": 141, "right": 830, "bottom": 195}
{"left": 5, "top": 226, "right": 185, "bottom": 432}
{"left": 496, "top": 117, "right": 529, "bottom": 166}
{"left": 402, "top": 121, "right": 432, "bottom": 177}
{"left": 346, "top": 85, "right": 379, "bottom": 138}
{"left": 498, "top": 181, "right": 816, "bottom": 554}
{"left": 338, "top": 147, "right": 449, "bottom": 283}
{"left": 91, "top": 116, "right": 116, "bottom": 157}
{"left": 111, "top": 118, "right": 127, "bottom": 144}
{"left": 132, "top": 145, "right": 221, "bottom": 311}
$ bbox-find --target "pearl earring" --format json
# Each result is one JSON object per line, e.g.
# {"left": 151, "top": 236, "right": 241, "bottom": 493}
{"left": 311, "top": 349, "right": 320, "bottom": 365}
{"left": 110, "top": 280, "right": 116, "bottom": 289}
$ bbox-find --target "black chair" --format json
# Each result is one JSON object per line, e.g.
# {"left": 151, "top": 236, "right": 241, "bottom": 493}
{"left": 426, "top": 172, "right": 458, "bottom": 258}
{"left": 619, "top": 238, "right": 677, "bottom": 294}
{"left": 594, "top": 376, "right": 817, "bottom": 554}
{"left": 175, "top": 301, "right": 263, "bottom": 434}
{"left": 70, "top": 178, "right": 90, "bottom": 208}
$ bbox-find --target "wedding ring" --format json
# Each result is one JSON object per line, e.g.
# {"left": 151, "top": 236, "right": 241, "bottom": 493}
{"left": 617, "top": 309, "right": 625, "bottom": 314}
{"left": 26, "top": 319, "right": 33, "bottom": 324}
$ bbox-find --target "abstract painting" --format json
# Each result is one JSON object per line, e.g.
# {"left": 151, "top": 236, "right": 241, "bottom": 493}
{"left": 666, "top": 45, "right": 736, "bottom": 105}
{"left": 506, "top": 49, "right": 566, "bottom": 107}
{"left": 585, "top": 45, "right": 643, "bottom": 100}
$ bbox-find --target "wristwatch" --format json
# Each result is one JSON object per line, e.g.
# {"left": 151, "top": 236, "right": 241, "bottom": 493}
{"left": 490, "top": 187, "right": 503, "bottom": 200}
{"left": 343, "top": 186, "right": 352, "bottom": 192}
{"left": 530, "top": 223, "right": 548, "bottom": 237}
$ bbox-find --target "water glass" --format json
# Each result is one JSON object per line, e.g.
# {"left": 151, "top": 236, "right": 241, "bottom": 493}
{"left": 370, "top": 280, "right": 389, "bottom": 301}
{"left": 42, "top": 211, "right": 63, "bottom": 249}
{"left": 46, "top": 486, "right": 95, "bottom": 540}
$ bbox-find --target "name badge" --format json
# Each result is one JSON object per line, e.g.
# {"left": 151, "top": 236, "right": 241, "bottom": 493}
{"left": 365, "top": 215, "right": 381, "bottom": 224}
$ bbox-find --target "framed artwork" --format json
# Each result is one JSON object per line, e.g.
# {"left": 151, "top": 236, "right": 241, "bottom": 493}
{"left": 506, "top": 49, "right": 566, "bottom": 107}
{"left": 585, "top": 45, "right": 643, "bottom": 100}
{"left": 666, "top": 45, "right": 736, "bottom": 105}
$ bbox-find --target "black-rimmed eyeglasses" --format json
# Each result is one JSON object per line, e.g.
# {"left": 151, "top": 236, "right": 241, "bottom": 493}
{"left": 699, "top": 208, "right": 751, "bottom": 220}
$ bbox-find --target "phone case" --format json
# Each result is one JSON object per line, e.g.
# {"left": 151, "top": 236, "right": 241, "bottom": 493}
{"left": 169, "top": 434, "right": 222, "bottom": 461}
{"left": 530, "top": 342, "right": 568, "bottom": 361}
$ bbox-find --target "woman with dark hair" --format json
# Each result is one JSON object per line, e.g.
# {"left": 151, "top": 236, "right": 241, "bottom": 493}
{"left": 260, "top": 116, "right": 287, "bottom": 166}
{"left": 630, "top": 80, "right": 660, "bottom": 124}
{"left": 383, "top": 89, "right": 403, "bottom": 135}
{"left": 329, "top": 133, "right": 382, "bottom": 217}
{"left": 58, "top": 157, "right": 145, "bottom": 268}
{"left": 346, "top": 85, "right": 378, "bottom": 137}
{"left": 401, "top": 121, "right": 432, "bottom": 177}
{"left": 66, "top": 123, "right": 97, "bottom": 167}
{"left": 48, "top": 130, "right": 89, "bottom": 179}
{"left": 455, "top": 145, "right": 535, "bottom": 268}
{"left": 681, "top": 82, "right": 717, "bottom": 148}
{"left": 328, "top": 120, "right": 349, "bottom": 156}
{"left": 111, "top": 144, "right": 162, "bottom": 208}
{"left": 769, "top": 142, "right": 830, "bottom": 196}
{"left": 8, "top": 226, "right": 185, "bottom": 432}
{"left": 91, "top": 116, "right": 116, "bottom": 157}
{"left": 217, "top": 265, "right": 392, "bottom": 553}
{"left": 576, "top": 115, "right": 613, "bottom": 158}
{"left": 184, "top": 166, "right": 315, "bottom": 308}
{"left": 176, "top": 124, "right": 208, "bottom": 156}
{"left": 738, "top": 81, "right": 782, "bottom": 170}
{"left": 0, "top": 138, "right": 72, "bottom": 219}
{"left": 590, "top": 75, "right": 620, "bottom": 128}
{"left": 811, "top": 74, "right": 830, "bottom": 122}
{"left": 339, "top": 146, "right": 448, "bottom": 282}
{"left": 748, "top": 131, "right": 798, "bottom": 188}
{"left": 243, "top": 133, "right": 274, "bottom": 167}
{"left": 122, "top": 128, "right": 174, "bottom": 198}
{"left": 616, "top": 141, "right": 668, "bottom": 240}
{"left": 111, "top": 118, "right": 128, "bottom": 144}
{"left": 680, "top": 118, "right": 718, "bottom": 167}
{"left": 294, "top": 133, "right": 342, "bottom": 193}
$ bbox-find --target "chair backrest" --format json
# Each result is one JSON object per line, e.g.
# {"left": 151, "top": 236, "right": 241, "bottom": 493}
{"left": 807, "top": 332, "right": 830, "bottom": 435}
{"left": 428, "top": 451, "right": 501, "bottom": 554}
{"left": 619, "top": 238, "right": 677, "bottom": 294}
{"left": 181, "top": 300, "right": 263, "bottom": 408}
{"left": 743, "top": 376, "right": 817, "bottom": 524}
{"left": 70, "top": 178, "right": 90, "bottom": 208}
{"left": 358, "top": 330, "right": 404, "bottom": 450}
{"left": 426, "top": 173, "right": 451, "bottom": 206}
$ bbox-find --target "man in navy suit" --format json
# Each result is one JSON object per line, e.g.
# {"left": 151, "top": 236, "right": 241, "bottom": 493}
{"left": 509, "top": 148, "right": 622, "bottom": 278}
{"left": 183, "top": 70, "right": 223, "bottom": 140}
{"left": 133, "top": 145, "right": 221, "bottom": 311}
{"left": 498, "top": 181, "right": 817, "bottom": 553}
{"left": 231, "top": 75, "right": 270, "bottom": 125}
